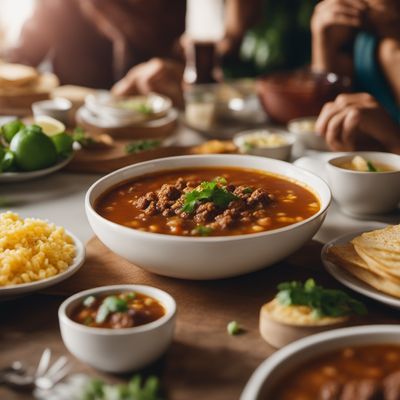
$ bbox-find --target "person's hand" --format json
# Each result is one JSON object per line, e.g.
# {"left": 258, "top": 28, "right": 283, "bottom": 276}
{"left": 311, "top": 0, "right": 368, "bottom": 75}
{"left": 365, "top": 0, "right": 400, "bottom": 38}
{"left": 316, "top": 93, "right": 400, "bottom": 153}
{"left": 112, "top": 58, "right": 184, "bottom": 108}
{"left": 311, "top": 0, "right": 366, "bottom": 49}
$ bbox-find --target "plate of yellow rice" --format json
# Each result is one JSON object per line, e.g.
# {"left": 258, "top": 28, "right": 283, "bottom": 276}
{"left": 0, "top": 212, "right": 85, "bottom": 297}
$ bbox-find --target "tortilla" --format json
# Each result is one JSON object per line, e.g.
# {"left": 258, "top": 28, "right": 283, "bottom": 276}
{"left": 352, "top": 225, "right": 400, "bottom": 255}
{"left": 327, "top": 244, "right": 397, "bottom": 279}
{"left": 327, "top": 244, "right": 400, "bottom": 297}
{"left": 327, "top": 225, "right": 400, "bottom": 298}
{"left": 354, "top": 244, "right": 400, "bottom": 279}
{"left": 339, "top": 262, "right": 400, "bottom": 298}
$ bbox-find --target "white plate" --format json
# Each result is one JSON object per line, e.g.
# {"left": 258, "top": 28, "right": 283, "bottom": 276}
{"left": 0, "top": 154, "right": 73, "bottom": 183}
{"left": 321, "top": 224, "right": 400, "bottom": 309}
{"left": 77, "top": 106, "right": 178, "bottom": 129}
{"left": 0, "top": 230, "right": 85, "bottom": 299}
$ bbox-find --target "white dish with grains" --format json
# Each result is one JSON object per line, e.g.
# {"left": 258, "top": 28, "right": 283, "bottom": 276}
{"left": 0, "top": 212, "right": 85, "bottom": 298}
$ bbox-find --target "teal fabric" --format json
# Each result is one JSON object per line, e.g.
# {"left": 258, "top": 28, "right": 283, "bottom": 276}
{"left": 354, "top": 32, "right": 400, "bottom": 123}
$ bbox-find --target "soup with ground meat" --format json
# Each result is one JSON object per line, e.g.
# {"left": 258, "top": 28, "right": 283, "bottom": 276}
{"left": 270, "top": 345, "right": 400, "bottom": 400}
{"left": 71, "top": 291, "right": 165, "bottom": 329}
{"left": 95, "top": 167, "right": 320, "bottom": 237}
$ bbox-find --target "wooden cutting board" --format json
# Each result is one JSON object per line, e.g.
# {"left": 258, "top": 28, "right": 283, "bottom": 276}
{"left": 66, "top": 140, "right": 238, "bottom": 174}
{"left": 66, "top": 144, "right": 190, "bottom": 174}
{"left": 43, "top": 237, "right": 400, "bottom": 400}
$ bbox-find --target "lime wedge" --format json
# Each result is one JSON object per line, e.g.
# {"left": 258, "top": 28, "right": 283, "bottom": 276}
{"left": 34, "top": 115, "right": 66, "bottom": 137}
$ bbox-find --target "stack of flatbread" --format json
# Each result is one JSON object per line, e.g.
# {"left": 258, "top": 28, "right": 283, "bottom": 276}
{"left": 327, "top": 225, "right": 400, "bottom": 298}
{"left": 0, "top": 62, "right": 59, "bottom": 114}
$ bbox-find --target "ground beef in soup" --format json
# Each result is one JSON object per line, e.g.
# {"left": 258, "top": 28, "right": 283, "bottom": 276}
{"left": 134, "top": 178, "right": 274, "bottom": 231}
{"left": 95, "top": 167, "right": 320, "bottom": 237}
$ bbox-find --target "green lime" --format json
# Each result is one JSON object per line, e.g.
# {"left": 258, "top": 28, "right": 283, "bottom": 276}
{"left": 51, "top": 132, "right": 73, "bottom": 158}
{"left": 10, "top": 125, "right": 58, "bottom": 171}
{"left": 1, "top": 119, "right": 25, "bottom": 143}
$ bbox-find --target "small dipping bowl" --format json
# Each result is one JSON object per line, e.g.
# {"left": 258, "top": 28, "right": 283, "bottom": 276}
{"left": 59, "top": 284, "right": 176, "bottom": 373}
{"left": 32, "top": 97, "right": 72, "bottom": 125}
{"left": 327, "top": 152, "right": 400, "bottom": 217}
{"left": 287, "top": 117, "right": 328, "bottom": 151}
{"left": 233, "top": 129, "right": 296, "bottom": 161}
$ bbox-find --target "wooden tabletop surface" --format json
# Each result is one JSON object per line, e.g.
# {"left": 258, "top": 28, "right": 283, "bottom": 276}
{"left": 1, "top": 238, "right": 399, "bottom": 400}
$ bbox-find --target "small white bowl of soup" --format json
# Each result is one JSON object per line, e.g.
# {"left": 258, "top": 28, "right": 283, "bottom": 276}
{"left": 287, "top": 117, "right": 328, "bottom": 151}
{"left": 241, "top": 325, "right": 400, "bottom": 400}
{"left": 234, "top": 129, "right": 296, "bottom": 161}
{"left": 85, "top": 154, "right": 331, "bottom": 280}
{"left": 327, "top": 152, "right": 400, "bottom": 217}
{"left": 59, "top": 285, "right": 176, "bottom": 373}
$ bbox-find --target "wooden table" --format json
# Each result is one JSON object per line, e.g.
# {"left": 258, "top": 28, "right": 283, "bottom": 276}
{"left": 1, "top": 239, "right": 399, "bottom": 400}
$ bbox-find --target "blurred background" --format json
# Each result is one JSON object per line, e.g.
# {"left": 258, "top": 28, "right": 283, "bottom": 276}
{"left": 0, "top": 0, "right": 36, "bottom": 48}
{"left": 0, "top": 0, "right": 318, "bottom": 78}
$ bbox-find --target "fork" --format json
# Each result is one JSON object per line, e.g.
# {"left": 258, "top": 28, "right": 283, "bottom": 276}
{"left": 1, "top": 348, "right": 70, "bottom": 391}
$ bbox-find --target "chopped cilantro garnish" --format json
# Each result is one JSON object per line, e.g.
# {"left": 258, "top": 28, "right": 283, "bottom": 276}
{"left": 214, "top": 176, "right": 227, "bottom": 185}
{"left": 367, "top": 161, "right": 378, "bottom": 172}
{"left": 243, "top": 187, "right": 253, "bottom": 194}
{"left": 125, "top": 139, "right": 161, "bottom": 154}
{"left": 276, "top": 279, "right": 367, "bottom": 319}
{"left": 182, "top": 179, "right": 238, "bottom": 213}
{"left": 244, "top": 141, "right": 255, "bottom": 152}
{"left": 194, "top": 225, "right": 214, "bottom": 236}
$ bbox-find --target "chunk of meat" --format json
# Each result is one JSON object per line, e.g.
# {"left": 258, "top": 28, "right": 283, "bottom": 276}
{"left": 109, "top": 312, "right": 134, "bottom": 329}
{"left": 246, "top": 188, "right": 272, "bottom": 206}
{"left": 319, "top": 380, "right": 343, "bottom": 400}
{"left": 340, "top": 379, "right": 382, "bottom": 400}
{"left": 214, "top": 213, "right": 234, "bottom": 230}
{"left": 135, "top": 191, "right": 157, "bottom": 209}
{"left": 384, "top": 371, "right": 400, "bottom": 400}
{"left": 193, "top": 202, "right": 218, "bottom": 223}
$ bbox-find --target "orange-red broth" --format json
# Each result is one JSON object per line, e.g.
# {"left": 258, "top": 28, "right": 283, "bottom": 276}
{"left": 96, "top": 167, "right": 320, "bottom": 237}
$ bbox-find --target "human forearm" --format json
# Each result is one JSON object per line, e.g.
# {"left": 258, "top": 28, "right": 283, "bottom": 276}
{"left": 378, "top": 38, "right": 400, "bottom": 106}
{"left": 311, "top": 26, "right": 354, "bottom": 76}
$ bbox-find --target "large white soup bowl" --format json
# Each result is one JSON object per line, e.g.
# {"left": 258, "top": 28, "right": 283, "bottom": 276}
{"left": 241, "top": 325, "right": 400, "bottom": 400}
{"left": 85, "top": 155, "right": 331, "bottom": 279}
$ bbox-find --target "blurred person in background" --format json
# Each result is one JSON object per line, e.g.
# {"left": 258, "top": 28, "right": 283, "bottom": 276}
{"left": 311, "top": 0, "right": 400, "bottom": 152}
{"left": 6, "top": 0, "right": 260, "bottom": 107}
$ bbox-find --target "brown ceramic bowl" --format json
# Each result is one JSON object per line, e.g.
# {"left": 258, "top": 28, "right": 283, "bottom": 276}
{"left": 256, "top": 70, "right": 352, "bottom": 124}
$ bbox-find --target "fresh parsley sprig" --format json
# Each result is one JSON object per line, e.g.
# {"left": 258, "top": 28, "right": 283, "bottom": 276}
{"left": 276, "top": 279, "right": 367, "bottom": 319}
{"left": 181, "top": 178, "right": 238, "bottom": 213}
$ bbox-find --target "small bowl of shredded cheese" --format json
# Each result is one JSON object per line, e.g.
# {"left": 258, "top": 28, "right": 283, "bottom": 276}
{"left": 0, "top": 212, "right": 85, "bottom": 297}
{"left": 234, "top": 129, "right": 295, "bottom": 161}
